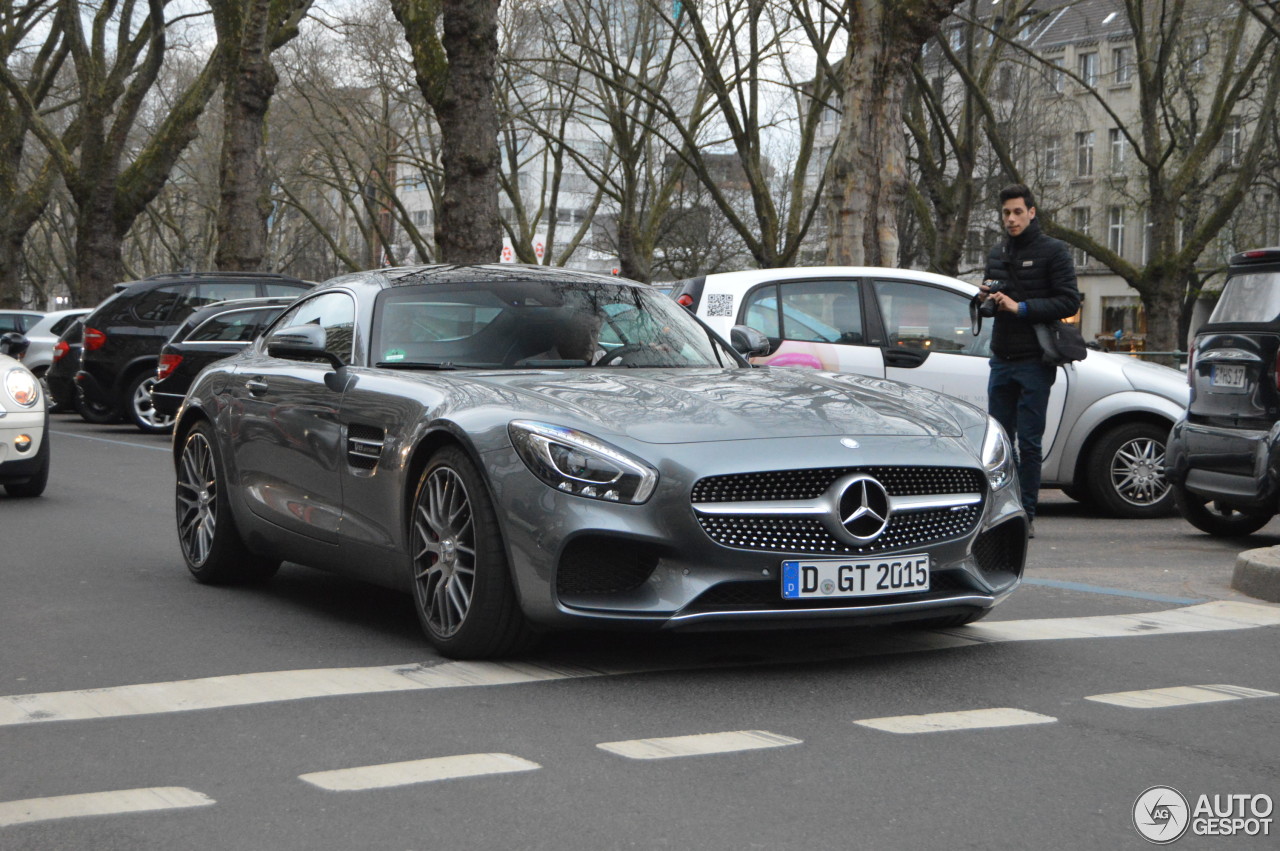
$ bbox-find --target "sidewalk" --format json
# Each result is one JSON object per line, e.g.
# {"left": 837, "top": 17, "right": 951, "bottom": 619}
{"left": 1234, "top": 546, "right": 1280, "bottom": 603}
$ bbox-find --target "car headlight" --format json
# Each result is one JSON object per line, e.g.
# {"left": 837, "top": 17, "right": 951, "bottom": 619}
{"left": 4, "top": 368, "right": 39, "bottom": 408}
{"left": 982, "top": 416, "right": 1014, "bottom": 490}
{"left": 509, "top": 420, "right": 658, "bottom": 504}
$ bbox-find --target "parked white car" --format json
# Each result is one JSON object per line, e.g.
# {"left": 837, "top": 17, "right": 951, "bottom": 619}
{"left": 675, "top": 267, "right": 1189, "bottom": 518}
{"left": 0, "top": 333, "right": 49, "bottom": 497}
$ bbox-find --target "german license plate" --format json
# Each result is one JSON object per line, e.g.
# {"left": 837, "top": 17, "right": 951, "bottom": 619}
{"left": 1211, "top": 364, "right": 1246, "bottom": 388}
{"left": 782, "top": 555, "right": 930, "bottom": 599}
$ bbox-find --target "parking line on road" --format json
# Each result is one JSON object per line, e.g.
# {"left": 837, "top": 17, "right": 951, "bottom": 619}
{"left": 1021, "top": 577, "right": 1204, "bottom": 605}
{"left": 854, "top": 708, "right": 1057, "bottom": 734}
{"left": 1, "top": 602, "right": 1277, "bottom": 727}
{"left": 299, "top": 753, "right": 540, "bottom": 791}
{"left": 598, "top": 730, "right": 802, "bottom": 760}
{"left": 1085, "top": 684, "right": 1278, "bottom": 709}
{"left": 0, "top": 787, "right": 214, "bottom": 827}
{"left": 51, "top": 430, "right": 170, "bottom": 452}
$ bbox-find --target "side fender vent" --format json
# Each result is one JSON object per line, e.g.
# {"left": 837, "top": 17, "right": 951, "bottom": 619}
{"left": 347, "top": 423, "right": 385, "bottom": 470}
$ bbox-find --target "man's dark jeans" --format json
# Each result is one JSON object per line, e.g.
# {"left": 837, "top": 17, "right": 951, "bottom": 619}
{"left": 988, "top": 358, "right": 1057, "bottom": 520}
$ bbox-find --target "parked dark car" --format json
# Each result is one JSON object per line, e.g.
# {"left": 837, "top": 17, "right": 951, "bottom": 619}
{"left": 153, "top": 296, "right": 298, "bottom": 417}
{"left": 77, "top": 271, "right": 312, "bottom": 432}
{"left": 44, "top": 317, "right": 90, "bottom": 415}
{"left": 173, "top": 264, "right": 1026, "bottom": 659}
{"left": 1167, "top": 247, "right": 1280, "bottom": 535}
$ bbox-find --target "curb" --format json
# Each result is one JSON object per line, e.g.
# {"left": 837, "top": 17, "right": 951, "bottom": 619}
{"left": 1232, "top": 546, "right": 1280, "bottom": 604}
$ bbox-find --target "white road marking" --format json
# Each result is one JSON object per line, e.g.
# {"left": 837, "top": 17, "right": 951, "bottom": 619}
{"left": 0, "top": 787, "right": 213, "bottom": 827}
{"left": 854, "top": 708, "right": 1057, "bottom": 734}
{"left": 51, "top": 430, "right": 170, "bottom": 452}
{"left": 1, "top": 601, "right": 1277, "bottom": 727}
{"left": 1085, "top": 684, "right": 1278, "bottom": 709}
{"left": 299, "top": 753, "right": 540, "bottom": 791}
{"left": 597, "top": 730, "right": 801, "bottom": 760}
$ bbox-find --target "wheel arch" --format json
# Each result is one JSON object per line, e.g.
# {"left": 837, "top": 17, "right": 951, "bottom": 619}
{"left": 1052, "top": 392, "right": 1182, "bottom": 487}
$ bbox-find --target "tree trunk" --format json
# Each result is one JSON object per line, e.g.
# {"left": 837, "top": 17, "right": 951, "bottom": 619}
{"left": 74, "top": 186, "right": 129, "bottom": 304}
{"left": 216, "top": 10, "right": 277, "bottom": 271}
{"left": 827, "top": 0, "right": 959, "bottom": 266}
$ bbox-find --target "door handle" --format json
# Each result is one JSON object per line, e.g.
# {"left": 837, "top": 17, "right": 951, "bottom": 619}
{"left": 884, "top": 349, "right": 928, "bottom": 368}
{"left": 244, "top": 378, "right": 269, "bottom": 396}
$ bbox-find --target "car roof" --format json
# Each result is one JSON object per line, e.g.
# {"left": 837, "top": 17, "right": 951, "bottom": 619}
{"left": 339, "top": 263, "right": 644, "bottom": 291}
{"left": 703, "top": 266, "right": 978, "bottom": 294}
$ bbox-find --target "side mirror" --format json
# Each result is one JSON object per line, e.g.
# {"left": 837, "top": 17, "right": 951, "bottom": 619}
{"left": 729, "top": 325, "right": 772, "bottom": 358}
{"left": 266, "top": 324, "right": 344, "bottom": 370}
{"left": 0, "top": 332, "right": 29, "bottom": 359}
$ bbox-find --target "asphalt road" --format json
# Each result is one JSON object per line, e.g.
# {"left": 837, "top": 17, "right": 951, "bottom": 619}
{"left": 1, "top": 414, "right": 1278, "bottom": 850}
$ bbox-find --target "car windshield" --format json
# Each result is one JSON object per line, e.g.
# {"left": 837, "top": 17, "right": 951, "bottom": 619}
{"left": 1209, "top": 270, "right": 1280, "bottom": 324}
{"left": 372, "top": 279, "right": 739, "bottom": 369}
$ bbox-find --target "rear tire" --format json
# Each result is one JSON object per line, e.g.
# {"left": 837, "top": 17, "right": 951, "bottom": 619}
{"left": 75, "top": 391, "right": 120, "bottom": 424}
{"left": 4, "top": 430, "right": 49, "bottom": 498}
{"left": 175, "top": 422, "right": 279, "bottom": 583}
{"left": 1085, "top": 421, "right": 1175, "bottom": 518}
{"left": 1173, "top": 484, "right": 1273, "bottom": 537}
{"left": 126, "top": 371, "right": 175, "bottom": 434}
{"left": 409, "top": 445, "right": 534, "bottom": 659}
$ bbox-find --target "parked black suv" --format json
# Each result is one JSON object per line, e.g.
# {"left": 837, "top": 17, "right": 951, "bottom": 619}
{"left": 1167, "top": 248, "right": 1280, "bottom": 535}
{"left": 152, "top": 296, "right": 296, "bottom": 417}
{"left": 77, "top": 271, "right": 312, "bottom": 432}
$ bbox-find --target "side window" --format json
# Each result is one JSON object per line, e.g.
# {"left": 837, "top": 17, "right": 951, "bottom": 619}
{"left": 131, "top": 286, "right": 185, "bottom": 322}
{"left": 0, "top": 315, "right": 21, "bottom": 333}
{"left": 264, "top": 283, "right": 309, "bottom": 298}
{"left": 741, "top": 285, "right": 782, "bottom": 339}
{"left": 872, "top": 279, "right": 989, "bottom": 357}
{"left": 776, "top": 281, "right": 860, "bottom": 344}
{"left": 272, "top": 292, "right": 356, "bottom": 365}
{"left": 190, "top": 309, "right": 280, "bottom": 343}
{"left": 50, "top": 314, "right": 80, "bottom": 336}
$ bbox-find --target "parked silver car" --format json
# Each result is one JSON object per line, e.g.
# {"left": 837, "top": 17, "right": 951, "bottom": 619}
{"left": 19, "top": 309, "right": 91, "bottom": 410}
{"left": 173, "top": 265, "right": 1027, "bottom": 658}
{"left": 675, "top": 267, "right": 1189, "bottom": 518}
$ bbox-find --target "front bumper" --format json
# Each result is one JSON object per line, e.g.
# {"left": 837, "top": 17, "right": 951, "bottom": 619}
{"left": 0, "top": 407, "right": 47, "bottom": 482}
{"left": 485, "top": 434, "right": 1028, "bottom": 631}
{"left": 1166, "top": 418, "right": 1280, "bottom": 509}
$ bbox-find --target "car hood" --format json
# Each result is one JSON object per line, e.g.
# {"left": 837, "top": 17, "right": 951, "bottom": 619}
{"left": 465, "top": 367, "right": 977, "bottom": 444}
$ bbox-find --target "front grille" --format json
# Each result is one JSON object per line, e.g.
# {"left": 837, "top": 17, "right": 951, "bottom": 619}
{"left": 557, "top": 537, "right": 659, "bottom": 597}
{"left": 972, "top": 519, "right": 1027, "bottom": 586}
{"left": 696, "top": 505, "right": 983, "bottom": 555}
{"left": 347, "top": 424, "right": 385, "bottom": 470}
{"left": 685, "top": 572, "right": 973, "bottom": 613}
{"left": 692, "top": 466, "right": 984, "bottom": 503}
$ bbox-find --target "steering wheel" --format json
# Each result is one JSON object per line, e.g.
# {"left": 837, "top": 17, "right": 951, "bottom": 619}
{"left": 596, "top": 343, "right": 651, "bottom": 366}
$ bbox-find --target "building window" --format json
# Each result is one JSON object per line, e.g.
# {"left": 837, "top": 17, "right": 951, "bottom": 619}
{"left": 1189, "top": 35, "right": 1208, "bottom": 74}
{"left": 995, "top": 65, "right": 1014, "bottom": 99}
{"left": 1048, "top": 56, "right": 1066, "bottom": 93}
{"left": 1113, "top": 46, "right": 1133, "bottom": 84}
{"left": 1078, "top": 52, "right": 1098, "bottom": 87}
{"left": 1045, "top": 136, "right": 1060, "bottom": 180}
{"left": 1108, "top": 207, "right": 1125, "bottom": 255}
{"left": 1221, "top": 118, "right": 1243, "bottom": 166}
{"left": 1072, "top": 207, "right": 1091, "bottom": 266}
{"left": 1109, "top": 128, "right": 1126, "bottom": 172}
{"left": 1076, "top": 131, "right": 1095, "bottom": 177}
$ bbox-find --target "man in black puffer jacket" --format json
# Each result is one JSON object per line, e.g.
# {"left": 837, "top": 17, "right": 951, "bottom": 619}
{"left": 980, "top": 184, "right": 1081, "bottom": 536}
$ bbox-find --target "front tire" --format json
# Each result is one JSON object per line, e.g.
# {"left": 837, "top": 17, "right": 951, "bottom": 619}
{"left": 127, "top": 371, "right": 175, "bottom": 434}
{"left": 1085, "top": 422, "right": 1175, "bottom": 518}
{"left": 1173, "top": 484, "right": 1274, "bottom": 537}
{"left": 176, "top": 422, "right": 279, "bottom": 583}
{"left": 410, "top": 445, "right": 533, "bottom": 659}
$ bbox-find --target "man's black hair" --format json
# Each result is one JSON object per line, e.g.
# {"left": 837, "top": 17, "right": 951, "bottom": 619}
{"left": 999, "top": 183, "right": 1035, "bottom": 209}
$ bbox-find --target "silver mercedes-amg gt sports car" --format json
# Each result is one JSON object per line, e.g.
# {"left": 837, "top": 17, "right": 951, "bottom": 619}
{"left": 172, "top": 265, "right": 1027, "bottom": 658}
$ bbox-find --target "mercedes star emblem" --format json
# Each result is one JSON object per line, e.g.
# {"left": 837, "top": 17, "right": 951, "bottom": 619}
{"left": 837, "top": 475, "right": 891, "bottom": 541}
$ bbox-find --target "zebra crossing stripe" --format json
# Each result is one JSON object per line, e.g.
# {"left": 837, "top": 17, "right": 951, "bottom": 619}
{"left": 0, "top": 787, "right": 213, "bottom": 827}
{"left": 854, "top": 707, "right": 1057, "bottom": 734}
{"left": 1085, "top": 684, "right": 1278, "bottom": 709}
{"left": 597, "top": 730, "right": 801, "bottom": 760}
{"left": 299, "top": 753, "right": 540, "bottom": 791}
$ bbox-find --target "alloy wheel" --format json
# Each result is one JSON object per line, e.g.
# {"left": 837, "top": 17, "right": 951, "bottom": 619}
{"left": 176, "top": 431, "right": 217, "bottom": 566}
{"left": 1109, "top": 435, "right": 1170, "bottom": 507}
{"left": 133, "top": 375, "right": 175, "bottom": 431}
{"left": 412, "top": 466, "right": 477, "bottom": 638}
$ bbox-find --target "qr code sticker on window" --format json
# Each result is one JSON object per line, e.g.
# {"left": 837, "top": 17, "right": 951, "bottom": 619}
{"left": 706, "top": 293, "right": 734, "bottom": 317}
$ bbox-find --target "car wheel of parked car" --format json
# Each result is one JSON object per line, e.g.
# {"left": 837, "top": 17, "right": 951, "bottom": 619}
{"left": 1085, "top": 422, "right": 1175, "bottom": 518}
{"left": 75, "top": 391, "right": 120, "bottom": 424}
{"left": 4, "top": 431, "right": 49, "bottom": 498}
{"left": 1172, "top": 484, "right": 1273, "bottom": 537}
{"left": 410, "top": 446, "right": 533, "bottom": 659}
{"left": 127, "top": 372, "right": 175, "bottom": 434}
{"left": 176, "top": 422, "right": 280, "bottom": 583}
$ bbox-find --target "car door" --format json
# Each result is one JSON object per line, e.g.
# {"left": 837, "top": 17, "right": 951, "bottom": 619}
{"left": 229, "top": 291, "right": 356, "bottom": 544}
{"left": 738, "top": 279, "right": 886, "bottom": 377}
{"left": 870, "top": 276, "right": 1067, "bottom": 446}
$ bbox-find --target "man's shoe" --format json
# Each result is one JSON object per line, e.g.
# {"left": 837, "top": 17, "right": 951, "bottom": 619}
{"left": 1028, "top": 521, "right": 1036, "bottom": 539}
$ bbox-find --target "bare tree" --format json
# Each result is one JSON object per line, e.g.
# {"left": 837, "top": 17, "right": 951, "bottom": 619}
{"left": 209, "top": 0, "right": 313, "bottom": 271}
{"left": 390, "top": 0, "right": 501, "bottom": 263}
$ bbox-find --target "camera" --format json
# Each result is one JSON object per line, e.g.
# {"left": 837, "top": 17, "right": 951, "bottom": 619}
{"left": 978, "top": 279, "right": 1007, "bottom": 318}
